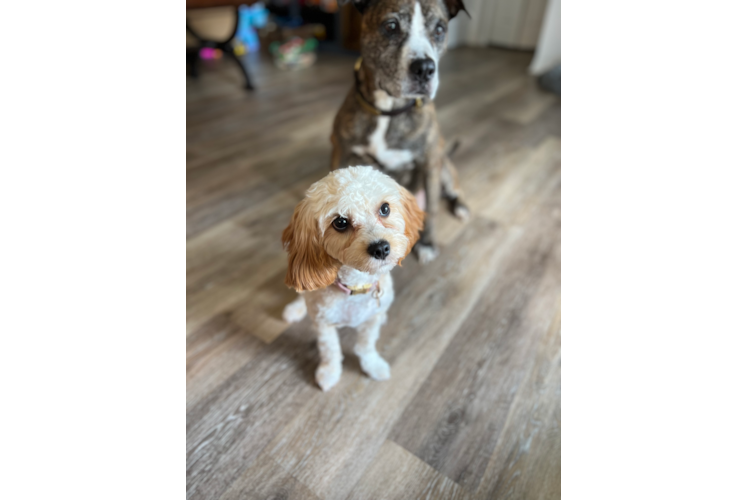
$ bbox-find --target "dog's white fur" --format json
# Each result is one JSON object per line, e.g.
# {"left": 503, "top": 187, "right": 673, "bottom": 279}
{"left": 351, "top": 91, "right": 415, "bottom": 171}
{"left": 404, "top": 1, "right": 440, "bottom": 99}
{"left": 282, "top": 166, "right": 424, "bottom": 391}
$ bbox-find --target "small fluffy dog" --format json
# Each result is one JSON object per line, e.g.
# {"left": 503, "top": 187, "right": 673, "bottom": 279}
{"left": 282, "top": 166, "right": 424, "bottom": 391}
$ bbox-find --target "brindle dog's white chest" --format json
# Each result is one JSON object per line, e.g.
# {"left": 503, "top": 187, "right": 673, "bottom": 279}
{"left": 352, "top": 91, "right": 414, "bottom": 171}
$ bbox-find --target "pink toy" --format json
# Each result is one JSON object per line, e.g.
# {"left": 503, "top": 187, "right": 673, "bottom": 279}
{"left": 199, "top": 48, "right": 223, "bottom": 60}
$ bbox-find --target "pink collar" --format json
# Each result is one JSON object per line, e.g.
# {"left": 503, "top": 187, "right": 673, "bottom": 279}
{"left": 334, "top": 279, "right": 379, "bottom": 296}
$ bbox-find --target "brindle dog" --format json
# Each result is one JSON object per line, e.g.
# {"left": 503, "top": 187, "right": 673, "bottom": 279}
{"left": 332, "top": 0, "right": 470, "bottom": 263}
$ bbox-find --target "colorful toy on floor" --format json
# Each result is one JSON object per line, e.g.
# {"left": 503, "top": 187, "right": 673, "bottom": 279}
{"left": 233, "top": 44, "right": 246, "bottom": 56}
{"left": 199, "top": 47, "right": 223, "bottom": 60}
{"left": 269, "top": 37, "right": 318, "bottom": 70}
{"left": 237, "top": 2, "right": 270, "bottom": 53}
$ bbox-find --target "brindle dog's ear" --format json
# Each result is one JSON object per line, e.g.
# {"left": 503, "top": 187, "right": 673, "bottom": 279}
{"left": 444, "top": 0, "right": 470, "bottom": 19}
{"left": 338, "top": 0, "right": 373, "bottom": 15}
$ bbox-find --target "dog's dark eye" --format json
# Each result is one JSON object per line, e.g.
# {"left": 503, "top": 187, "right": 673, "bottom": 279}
{"left": 332, "top": 217, "right": 349, "bottom": 232}
{"left": 379, "top": 203, "right": 390, "bottom": 217}
{"left": 383, "top": 20, "right": 400, "bottom": 34}
{"left": 435, "top": 23, "right": 446, "bottom": 37}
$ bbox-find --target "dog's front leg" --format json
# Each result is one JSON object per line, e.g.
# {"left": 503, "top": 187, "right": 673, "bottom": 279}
{"left": 441, "top": 155, "right": 470, "bottom": 221}
{"left": 314, "top": 323, "right": 343, "bottom": 391}
{"left": 413, "top": 163, "right": 441, "bottom": 264}
{"left": 354, "top": 312, "right": 390, "bottom": 381}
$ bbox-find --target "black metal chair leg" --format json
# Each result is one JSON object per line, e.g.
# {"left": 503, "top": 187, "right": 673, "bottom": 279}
{"left": 224, "top": 47, "right": 254, "bottom": 90}
{"left": 187, "top": 49, "right": 200, "bottom": 78}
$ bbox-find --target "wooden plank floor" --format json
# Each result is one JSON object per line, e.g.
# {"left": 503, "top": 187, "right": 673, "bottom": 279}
{"left": 187, "top": 47, "right": 561, "bottom": 500}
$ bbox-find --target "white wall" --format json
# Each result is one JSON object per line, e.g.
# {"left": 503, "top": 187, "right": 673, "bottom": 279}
{"left": 448, "top": 0, "right": 548, "bottom": 50}
{"left": 529, "top": 0, "right": 560, "bottom": 75}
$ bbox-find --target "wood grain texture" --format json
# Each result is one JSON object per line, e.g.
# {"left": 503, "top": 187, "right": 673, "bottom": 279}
{"left": 186, "top": 47, "right": 561, "bottom": 500}
{"left": 390, "top": 177, "right": 561, "bottom": 492}
{"left": 219, "top": 449, "right": 322, "bottom": 500}
{"left": 345, "top": 440, "right": 471, "bottom": 500}
{"left": 477, "top": 306, "right": 561, "bottom": 500}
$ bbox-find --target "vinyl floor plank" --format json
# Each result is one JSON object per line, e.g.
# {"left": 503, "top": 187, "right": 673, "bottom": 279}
{"left": 345, "top": 440, "right": 472, "bottom": 500}
{"left": 476, "top": 307, "right": 561, "bottom": 500}
{"left": 219, "top": 449, "right": 323, "bottom": 500}
{"left": 390, "top": 184, "right": 561, "bottom": 492}
{"left": 186, "top": 312, "right": 267, "bottom": 411}
{"left": 186, "top": 319, "right": 320, "bottom": 500}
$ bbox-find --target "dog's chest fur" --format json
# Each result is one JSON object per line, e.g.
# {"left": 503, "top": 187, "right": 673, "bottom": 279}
{"left": 305, "top": 271, "right": 394, "bottom": 328}
{"left": 351, "top": 91, "right": 420, "bottom": 172}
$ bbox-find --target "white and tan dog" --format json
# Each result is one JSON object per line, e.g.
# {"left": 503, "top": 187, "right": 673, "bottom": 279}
{"left": 282, "top": 166, "right": 424, "bottom": 391}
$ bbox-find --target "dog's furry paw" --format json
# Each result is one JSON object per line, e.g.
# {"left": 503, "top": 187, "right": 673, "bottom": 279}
{"left": 359, "top": 352, "right": 391, "bottom": 381}
{"left": 282, "top": 295, "right": 307, "bottom": 323}
{"left": 413, "top": 243, "right": 439, "bottom": 264}
{"left": 448, "top": 197, "right": 471, "bottom": 222}
{"left": 315, "top": 362, "right": 342, "bottom": 391}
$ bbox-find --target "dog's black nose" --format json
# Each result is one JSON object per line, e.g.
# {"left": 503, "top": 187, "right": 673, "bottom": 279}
{"left": 409, "top": 58, "right": 436, "bottom": 83}
{"left": 367, "top": 240, "right": 390, "bottom": 260}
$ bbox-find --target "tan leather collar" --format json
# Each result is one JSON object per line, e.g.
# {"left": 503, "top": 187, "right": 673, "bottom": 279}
{"left": 334, "top": 278, "right": 382, "bottom": 297}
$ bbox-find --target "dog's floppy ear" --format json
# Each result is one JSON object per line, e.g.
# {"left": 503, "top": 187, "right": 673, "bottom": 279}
{"left": 397, "top": 185, "right": 425, "bottom": 259}
{"left": 444, "top": 0, "right": 470, "bottom": 19}
{"left": 338, "top": 0, "right": 373, "bottom": 15}
{"left": 282, "top": 199, "right": 341, "bottom": 292}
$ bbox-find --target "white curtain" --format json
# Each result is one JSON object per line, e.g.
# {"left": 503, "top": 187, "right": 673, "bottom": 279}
{"left": 529, "top": 0, "right": 560, "bottom": 75}
{"left": 448, "top": 0, "right": 550, "bottom": 50}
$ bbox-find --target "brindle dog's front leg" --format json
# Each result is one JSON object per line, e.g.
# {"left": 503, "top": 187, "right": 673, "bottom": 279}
{"left": 441, "top": 155, "right": 470, "bottom": 221}
{"left": 412, "top": 160, "right": 441, "bottom": 264}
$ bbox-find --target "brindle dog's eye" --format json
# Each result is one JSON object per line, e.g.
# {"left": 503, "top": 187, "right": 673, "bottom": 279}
{"left": 332, "top": 217, "right": 349, "bottom": 232}
{"left": 384, "top": 20, "right": 399, "bottom": 34}
{"left": 435, "top": 24, "right": 446, "bottom": 36}
{"left": 379, "top": 203, "right": 390, "bottom": 217}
